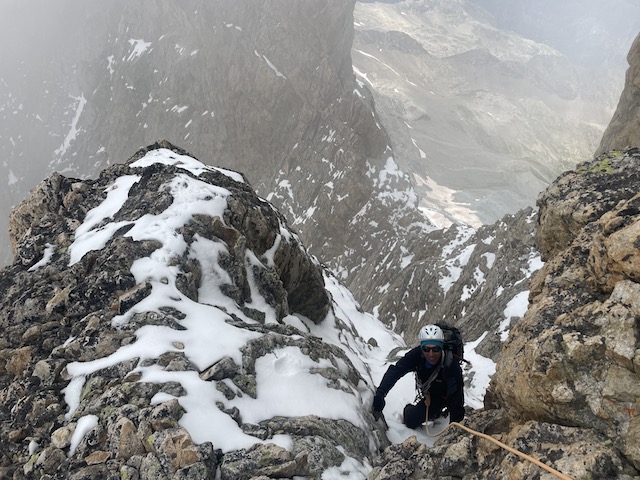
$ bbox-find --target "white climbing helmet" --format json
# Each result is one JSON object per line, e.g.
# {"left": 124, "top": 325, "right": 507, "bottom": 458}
{"left": 418, "top": 325, "right": 444, "bottom": 345}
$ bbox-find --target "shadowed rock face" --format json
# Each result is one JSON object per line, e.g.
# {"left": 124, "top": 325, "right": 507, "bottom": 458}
{"left": 598, "top": 33, "right": 640, "bottom": 155}
{"left": 0, "top": 141, "right": 391, "bottom": 479}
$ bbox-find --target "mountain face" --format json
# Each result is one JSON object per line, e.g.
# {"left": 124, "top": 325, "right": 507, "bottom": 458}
{"left": 352, "top": 0, "right": 640, "bottom": 227}
{"left": 491, "top": 148, "right": 640, "bottom": 466}
{"left": 0, "top": 0, "right": 540, "bottom": 355}
{"left": 598, "top": 32, "right": 640, "bottom": 155}
{"left": 349, "top": 207, "right": 539, "bottom": 353}
{"left": 0, "top": 0, "right": 426, "bottom": 278}
{"left": 369, "top": 148, "right": 640, "bottom": 479}
{"left": 1, "top": 142, "right": 400, "bottom": 479}
{"left": 468, "top": 0, "right": 640, "bottom": 68}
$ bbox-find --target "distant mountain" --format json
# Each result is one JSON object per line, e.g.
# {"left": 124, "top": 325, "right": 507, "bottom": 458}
{"left": 469, "top": 0, "right": 640, "bottom": 68}
{"left": 352, "top": 0, "right": 640, "bottom": 226}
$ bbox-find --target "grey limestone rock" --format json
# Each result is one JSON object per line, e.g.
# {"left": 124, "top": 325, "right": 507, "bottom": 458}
{"left": 0, "top": 141, "right": 387, "bottom": 479}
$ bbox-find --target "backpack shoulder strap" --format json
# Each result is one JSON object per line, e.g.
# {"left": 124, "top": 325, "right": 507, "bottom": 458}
{"left": 443, "top": 349, "right": 453, "bottom": 368}
{"left": 415, "top": 359, "right": 443, "bottom": 399}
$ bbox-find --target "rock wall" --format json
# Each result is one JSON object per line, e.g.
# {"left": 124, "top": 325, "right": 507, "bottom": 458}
{"left": 597, "top": 32, "right": 640, "bottom": 155}
{"left": 424, "top": 35, "right": 639, "bottom": 477}
{"left": 491, "top": 149, "right": 640, "bottom": 469}
{"left": 368, "top": 410, "right": 635, "bottom": 479}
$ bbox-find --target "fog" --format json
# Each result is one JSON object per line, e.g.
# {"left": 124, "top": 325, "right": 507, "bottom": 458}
{"left": 1, "top": 0, "right": 639, "bottom": 266}
{"left": 469, "top": 0, "right": 640, "bottom": 68}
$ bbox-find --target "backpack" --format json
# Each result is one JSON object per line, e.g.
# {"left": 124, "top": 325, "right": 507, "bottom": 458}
{"left": 436, "top": 323, "right": 467, "bottom": 367}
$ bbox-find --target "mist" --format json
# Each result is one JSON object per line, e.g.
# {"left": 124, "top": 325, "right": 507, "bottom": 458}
{"left": 468, "top": 0, "right": 640, "bottom": 68}
{"left": 1, "top": 0, "right": 640, "bottom": 266}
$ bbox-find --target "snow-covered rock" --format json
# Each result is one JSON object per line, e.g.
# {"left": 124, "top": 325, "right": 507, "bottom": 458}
{"left": 1, "top": 141, "right": 407, "bottom": 478}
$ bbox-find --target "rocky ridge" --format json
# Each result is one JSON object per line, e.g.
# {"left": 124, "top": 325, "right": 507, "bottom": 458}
{"left": 351, "top": 206, "right": 539, "bottom": 353}
{"left": 0, "top": 141, "right": 395, "bottom": 479}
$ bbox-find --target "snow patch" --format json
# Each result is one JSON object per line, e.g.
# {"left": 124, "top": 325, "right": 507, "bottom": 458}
{"left": 126, "top": 39, "right": 152, "bottom": 61}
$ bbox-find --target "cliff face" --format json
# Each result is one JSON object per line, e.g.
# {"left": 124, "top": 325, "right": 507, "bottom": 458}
{"left": 491, "top": 148, "right": 640, "bottom": 469}
{"left": 597, "top": 32, "right": 640, "bottom": 154}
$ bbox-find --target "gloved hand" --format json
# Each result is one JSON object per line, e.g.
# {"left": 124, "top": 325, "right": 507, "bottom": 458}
{"left": 372, "top": 395, "right": 385, "bottom": 420}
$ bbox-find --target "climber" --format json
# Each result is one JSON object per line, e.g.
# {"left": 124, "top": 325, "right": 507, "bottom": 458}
{"left": 372, "top": 324, "right": 465, "bottom": 429}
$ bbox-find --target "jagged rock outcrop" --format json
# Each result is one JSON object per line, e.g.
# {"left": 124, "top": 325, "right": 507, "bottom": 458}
{"left": 368, "top": 410, "right": 636, "bottom": 479}
{"left": 536, "top": 148, "right": 640, "bottom": 261}
{"left": 491, "top": 148, "right": 640, "bottom": 469}
{"left": 0, "top": 142, "right": 391, "bottom": 479}
{"left": 598, "top": 32, "right": 640, "bottom": 155}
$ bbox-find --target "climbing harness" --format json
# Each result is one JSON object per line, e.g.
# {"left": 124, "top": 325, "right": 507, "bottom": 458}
{"left": 414, "top": 350, "right": 448, "bottom": 403}
{"left": 425, "top": 407, "right": 575, "bottom": 480}
{"left": 414, "top": 363, "right": 441, "bottom": 402}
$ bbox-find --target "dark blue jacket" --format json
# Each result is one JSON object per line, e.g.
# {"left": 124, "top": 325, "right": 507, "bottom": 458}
{"left": 376, "top": 346, "right": 465, "bottom": 422}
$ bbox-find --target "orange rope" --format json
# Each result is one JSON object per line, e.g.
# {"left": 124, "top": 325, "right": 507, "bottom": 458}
{"left": 425, "top": 408, "right": 574, "bottom": 480}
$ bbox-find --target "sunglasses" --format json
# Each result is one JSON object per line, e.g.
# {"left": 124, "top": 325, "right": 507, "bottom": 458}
{"left": 421, "top": 345, "right": 442, "bottom": 353}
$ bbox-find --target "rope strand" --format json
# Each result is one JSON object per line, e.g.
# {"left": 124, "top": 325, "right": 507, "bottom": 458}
{"left": 425, "top": 407, "right": 574, "bottom": 480}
